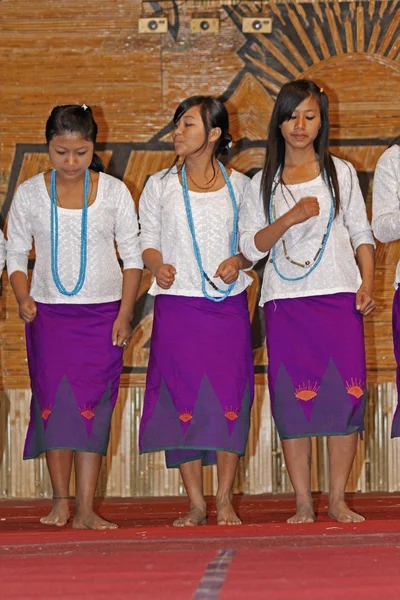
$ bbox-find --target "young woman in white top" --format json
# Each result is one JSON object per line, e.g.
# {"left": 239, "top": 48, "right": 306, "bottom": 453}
{"left": 241, "top": 80, "right": 375, "bottom": 524}
{"left": 7, "top": 105, "right": 143, "bottom": 529}
{"left": 139, "top": 96, "right": 254, "bottom": 526}
{"left": 372, "top": 137, "right": 400, "bottom": 436}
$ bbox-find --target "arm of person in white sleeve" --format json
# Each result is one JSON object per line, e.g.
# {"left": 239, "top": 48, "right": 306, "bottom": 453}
{"left": 341, "top": 160, "right": 375, "bottom": 251}
{"left": 239, "top": 172, "right": 270, "bottom": 263}
{"left": 372, "top": 147, "right": 400, "bottom": 243}
{"left": 139, "top": 173, "right": 176, "bottom": 290}
{"left": 6, "top": 185, "right": 37, "bottom": 323}
{"left": 112, "top": 182, "right": 143, "bottom": 347}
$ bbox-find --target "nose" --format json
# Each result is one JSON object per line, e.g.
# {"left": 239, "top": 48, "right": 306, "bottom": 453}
{"left": 295, "top": 116, "right": 305, "bottom": 130}
{"left": 66, "top": 153, "right": 77, "bottom": 165}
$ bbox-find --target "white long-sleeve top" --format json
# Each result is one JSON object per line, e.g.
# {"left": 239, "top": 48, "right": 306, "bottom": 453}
{"left": 139, "top": 168, "right": 253, "bottom": 298}
{"left": 7, "top": 172, "right": 143, "bottom": 304}
{"left": 240, "top": 156, "right": 375, "bottom": 305}
{"left": 0, "top": 229, "right": 5, "bottom": 273}
{"left": 372, "top": 144, "right": 400, "bottom": 287}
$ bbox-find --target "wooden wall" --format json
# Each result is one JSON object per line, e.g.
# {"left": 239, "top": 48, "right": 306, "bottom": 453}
{"left": 1, "top": 0, "right": 400, "bottom": 497}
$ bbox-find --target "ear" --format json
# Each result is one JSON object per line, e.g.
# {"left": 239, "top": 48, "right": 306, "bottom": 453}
{"left": 209, "top": 127, "right": 222, "bottom": 143}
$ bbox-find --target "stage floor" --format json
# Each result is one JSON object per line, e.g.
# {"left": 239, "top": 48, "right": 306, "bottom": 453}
{"left": 1, "top": 493, "right": 400, "bottom": 599}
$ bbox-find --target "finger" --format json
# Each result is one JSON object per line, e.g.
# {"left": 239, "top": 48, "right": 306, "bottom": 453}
{"left": 112, "top": 326, "right": 119, "bottom": 346}
{"left": 355, "top": 292, "right": 364, "bottom": 311}
{"left": 214, "top": 266, "right": 222, "bottom": 278}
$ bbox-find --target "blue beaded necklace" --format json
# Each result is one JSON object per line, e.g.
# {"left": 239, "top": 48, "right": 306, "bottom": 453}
{"left": 182, "top": 161, "right": 238, "bottom": 302}
{"left": 50, "top": 168, "right": 89, "bottom": 296}
{"left": 268, "top": 167, "right": 335, "bottom": 282}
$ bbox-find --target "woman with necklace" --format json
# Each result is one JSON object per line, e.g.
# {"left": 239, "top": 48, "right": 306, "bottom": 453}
{"left": 372, "top": 136, "right": 400, "bottom": 437}
{"left": 241, "top": 80, "right": 375, "bottom": 524}
{"left": 7, "top": 104, "right": 143, "bottom": 529}
{"left": 139, "top": 96, "right": 254, "bottom": 526}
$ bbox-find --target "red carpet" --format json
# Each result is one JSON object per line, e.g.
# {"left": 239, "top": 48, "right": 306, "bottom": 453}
{"left": 1, "top": 494, "right": 400, "bottom": 599}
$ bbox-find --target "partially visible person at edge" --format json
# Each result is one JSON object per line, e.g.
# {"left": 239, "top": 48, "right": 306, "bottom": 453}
{"left": 0, "top": 229, "right": 5, "bottom": 273}
{"left": 6, "top": 104, "right": 143, "bottom": 529}
{"left": 372, "top": 135, "right": 400, "bottom": 438}
{"left": 240, "top": 79, "right": 375, "bottom": 524}
{"left": 138, "top": 96, "right": 254, "bottom": 526}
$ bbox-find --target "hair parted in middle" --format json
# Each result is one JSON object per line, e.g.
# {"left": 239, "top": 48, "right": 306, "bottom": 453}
{"left": 260, "top": 79, "right": 342, "bottom": 218}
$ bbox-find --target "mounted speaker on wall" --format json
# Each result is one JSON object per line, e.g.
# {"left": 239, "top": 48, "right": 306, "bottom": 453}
{"left": 242, "top": 17, "right": 272, "bottom": 33}
{"left": 190, "top": 17, "right": 220, "bottom": 34}
{"left": 138, "top": 17, "right": 169, "bottom": 34}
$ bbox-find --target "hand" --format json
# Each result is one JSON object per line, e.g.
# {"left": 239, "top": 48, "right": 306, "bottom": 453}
{"left": 287, "top": 196, "right": 320, "bottom": 226}
{"left": 112, "top": 314, "right": 133, "bottom": 347}
{"left": 214, "top": 256, "right": 239, "bottom": 284}
{"left": 356, "top": 286, "right": 376, "bottom": 316}
{"left": 18, "top": 296, "right": 37, "bottom": 323}
{"left": 155, "top": 264, "right": 176, "bottom": 289}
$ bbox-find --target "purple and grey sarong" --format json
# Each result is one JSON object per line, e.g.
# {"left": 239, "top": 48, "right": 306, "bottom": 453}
{"left": 23, "top": 301, "right": 123, "bottom": 459}
{"left": 264, "top": 292, "right": 366, "bottom": 440}
{"left": 139, "top": 293, "right": 254, "bottom": 468}
{"left": 392, "top": 287, "right": 400, "bottom": 437}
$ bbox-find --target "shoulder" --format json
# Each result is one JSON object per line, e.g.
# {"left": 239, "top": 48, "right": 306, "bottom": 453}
{"left": 376, "top": 144, "right": 400, "bottom": 171}
{"left": 16, "top": 172, "right": 45, "bottom": 195}
{"left": 99, "top": 172, "right": 130, "bottom": 196}
{"left": 12, "top": 173, "right": 46, "bottom": 210}
{"left": 248, "top": 169, "right": 263, "bottom": 198}
{"left": 331, "top": 155, "right": 356, "bottom": 177}
{"left": 229, "top": 169, "right": 250, "bottom": 190}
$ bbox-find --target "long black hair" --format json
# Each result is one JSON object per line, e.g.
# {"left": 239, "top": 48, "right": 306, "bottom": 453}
{"left": 168, "top": 95, "right": 232, "bottom": 174}
{"left": 45, "top": 104, "right": 104, "bottom": 173}
{"left": 261, "top": 79, "right": 340, "bottom": 218}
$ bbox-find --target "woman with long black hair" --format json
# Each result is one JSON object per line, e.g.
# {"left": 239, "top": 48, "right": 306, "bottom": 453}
{"left": 241, "top": 80, "right": 375, "bottom": 524}
{"left": 139, "top": 96, "right": 254, "bottom": 526}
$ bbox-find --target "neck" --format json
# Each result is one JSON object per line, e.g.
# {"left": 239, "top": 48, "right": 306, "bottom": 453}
{"left": 54, "top": 170, "right": 87, "bottom": 189}
{"left": 284, "top": 146, "right": 317, "bottom": 167}
{"left": 184, "top": 153, "right": 218, "bottom": 176}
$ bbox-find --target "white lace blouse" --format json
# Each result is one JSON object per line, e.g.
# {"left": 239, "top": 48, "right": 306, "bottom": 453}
{"left": 7, "top": 172, "right": 143, "bottom": 304}
{"left": 372, "top": 144, "right": 400, "bottom": 287}
{"left": 139, "top": 168, "right": 253, "bottom": 298}
{"left": 240, "top": 156, "right": 375, "bottom": 305}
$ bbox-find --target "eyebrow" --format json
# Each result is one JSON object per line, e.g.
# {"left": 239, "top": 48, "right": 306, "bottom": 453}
{"left": 53, "top": 144, "right": 90, "bottom": 149}
{"left": 293, "top": 109, "right": 317, "bottom": 113}
{"left": 183, "top": 115, "right": 195, "bottom": 119}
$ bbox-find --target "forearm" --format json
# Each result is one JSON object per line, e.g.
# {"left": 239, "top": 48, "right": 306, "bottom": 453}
{"left": 254, "top": 212, "right": 294, "bottom": 253}
{"left": 118, "top": 268, "right": 142, "bottom": 320}
{"left": 142, "top": 249, "right": 164, "bottom": 276}
{"left": 356, "top": 244, "right": 375, "bottom": 293}
{"left": 10, "top": 271, "right": 30, "bottom": 303}
{"left": 235, "top": 252, "right": 252, "bottom": 270}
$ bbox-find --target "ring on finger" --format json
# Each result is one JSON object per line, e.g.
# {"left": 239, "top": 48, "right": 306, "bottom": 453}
{"left": 122, "top": 340, "right": 129, "bottom": 347}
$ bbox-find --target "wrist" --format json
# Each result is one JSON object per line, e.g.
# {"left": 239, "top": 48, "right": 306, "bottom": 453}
{"left": 118, "top": 308, "right": 133, "bottom": 321}
{"left": 17, "top": 293, "right": 31, "bottom": 305}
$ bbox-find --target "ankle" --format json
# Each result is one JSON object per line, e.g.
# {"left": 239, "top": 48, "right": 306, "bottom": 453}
{"left": 295, "top": 494, "right": 313, "bottom": 507}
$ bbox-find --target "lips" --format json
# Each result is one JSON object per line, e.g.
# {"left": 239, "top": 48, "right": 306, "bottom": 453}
{"left": 64, "top": 170, "right": 79, "bottom": 176}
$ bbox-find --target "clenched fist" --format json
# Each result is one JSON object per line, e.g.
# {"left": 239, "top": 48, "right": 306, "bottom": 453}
{"left": 287, "top": 196, "right": 320, "bottom": 226}
{"left": 155, "top": 264, "right": 176, "bottom": 289}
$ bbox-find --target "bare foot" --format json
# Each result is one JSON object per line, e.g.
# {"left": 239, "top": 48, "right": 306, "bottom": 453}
{"left": 40, "top": 499, "right": 70, "bottom": 527}
{"left": 328, "top": 500, "right": 365, "bottom": 523}
{"left": 216, "top": 497, "right": 242, "bottom": 525}
{"left": 72, "top": 512, "right": 118, "bottom": 530}
{"left": 287, "top": 502, "right": 315, "bottom": 524}
{"left": 173, "top": 506, "right": 207, "bottom": 527}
